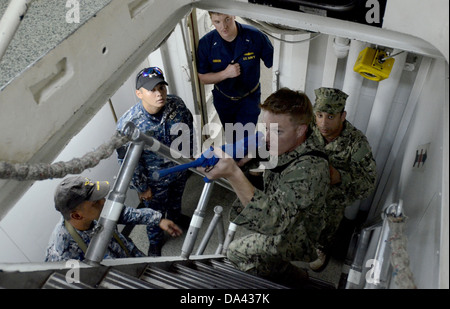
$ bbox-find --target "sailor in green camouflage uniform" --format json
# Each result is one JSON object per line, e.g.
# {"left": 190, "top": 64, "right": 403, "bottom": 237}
{"left": 199, "top": 88, "right": 330, "bottom": 286}
{"left": 309, "top": 87, "right": 377, "bottom": 271}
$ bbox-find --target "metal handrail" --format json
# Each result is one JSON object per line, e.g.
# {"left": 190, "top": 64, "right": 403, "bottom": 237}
{"left": 346, "top": 200, "right": 416, "bottom": 289}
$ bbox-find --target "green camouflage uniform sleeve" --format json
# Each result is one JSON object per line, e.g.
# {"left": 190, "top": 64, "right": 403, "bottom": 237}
{"left": 330, "top": 123, "right": 377, "bottom": 204}
{"left": 338, "top": 135, "right": 377, "bottom": 201}
{"left": 230, "top": 144, "right": 330, "bottom": 237}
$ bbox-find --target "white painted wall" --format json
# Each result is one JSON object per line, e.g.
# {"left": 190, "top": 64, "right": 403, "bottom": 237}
{"left": 375, "top": 58, "right": 447, "bottom": 288}
{"left": 0, "top": 0, "right": 193, "bottom": 221}
{"left": 0, "top": 60, "right": 147, "bottom": 263}
{"left": 0, "top": 39, "right": 199, "bottom": 263}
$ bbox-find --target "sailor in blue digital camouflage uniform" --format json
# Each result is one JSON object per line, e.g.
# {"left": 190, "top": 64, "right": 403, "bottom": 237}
{"left": 308, "top": 87, "right": 377, "bottom": 272}
{"left": 45, "top": 176, "right": 182, "bottom": 262}
{"left": 197, "top": 12, "right": 273, "bottom": 141}
{"left": 198, "top": 88, "right": 330, "bottom": 288}
{"left": 116, "top": 67, "right": 194, "bottom": 256}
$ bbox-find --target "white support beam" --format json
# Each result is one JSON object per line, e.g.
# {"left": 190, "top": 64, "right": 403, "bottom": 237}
{"left": 276, "top": 33, "right": 310, "bottom": 92}
{"left": 321, "top": 35, "right": 339, "bottom": 88}
{"left": 0, "top": 0, "right": 193, "bottom": 220}
{"left": 440, "top": 64, "right": 449, "bottom": 289}
{"left": 193, "top": 0, "right": 443, "bottom": 60}
{"left": 365, "top": 49, "right": 408, "bottom": 156}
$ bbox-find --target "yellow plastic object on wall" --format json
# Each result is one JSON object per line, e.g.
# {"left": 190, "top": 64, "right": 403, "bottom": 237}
{"left": 353, "top": 47, "right": 395, "bottom": 82}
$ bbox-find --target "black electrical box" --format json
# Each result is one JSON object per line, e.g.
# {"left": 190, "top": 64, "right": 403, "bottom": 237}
{"left": 248, "top": 0, "right": 387, "bottom": 27}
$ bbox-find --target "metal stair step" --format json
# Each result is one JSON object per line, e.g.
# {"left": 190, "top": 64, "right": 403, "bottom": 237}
{"left": 194, "top": 260, "right": 288, "bottom": 289}
{"left": 140, "top": 265, "right": 208, "bottom": 289}
{"left": 98, "top": 268, "right": 160, "bottom": 289}
{"left": 170, "top": 262, "right": 241, "bottom": 289}
{"left": 191, "top": 261, "right": 260, "bottom": 289}
{"left": 41, "top": 272, "right": 93, "bottom": 289}
{"left": 210, "top": 259, "right": 334, "bottom": 289}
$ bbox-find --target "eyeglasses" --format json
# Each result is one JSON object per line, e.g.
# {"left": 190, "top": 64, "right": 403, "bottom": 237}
{"left": 136, "top": 67, "right": 164, "bottom": 89}
{"left": 138, "top": 67, "right": 164, "bottom": 78}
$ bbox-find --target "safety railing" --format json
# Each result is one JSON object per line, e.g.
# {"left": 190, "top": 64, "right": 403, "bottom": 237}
{"left": 84, "top": 121, "right": 235, "bottom": 265}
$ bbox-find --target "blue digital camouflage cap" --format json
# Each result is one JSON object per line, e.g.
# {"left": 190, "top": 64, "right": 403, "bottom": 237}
{"left": 54, "top": 176, "right": 110, "bottom": 213}
{"left": 314, "top": 87, "right": 348, "bottom": 114}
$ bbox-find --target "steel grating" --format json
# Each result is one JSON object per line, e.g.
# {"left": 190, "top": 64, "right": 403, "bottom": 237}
{"left": 41, "top": 272, "right": 93, "bottom": 289}
{"left": 0, "top": 257, "right": 315, "bottom": 289}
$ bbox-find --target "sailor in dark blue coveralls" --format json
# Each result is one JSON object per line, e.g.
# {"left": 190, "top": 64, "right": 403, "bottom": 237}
{"left": 197, "top": 12, "right": 273, "bottom": 141}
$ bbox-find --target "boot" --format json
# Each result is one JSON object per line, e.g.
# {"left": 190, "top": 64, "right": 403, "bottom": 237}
{"left": 309, "top": 248, "right": 330, "bottom": 272}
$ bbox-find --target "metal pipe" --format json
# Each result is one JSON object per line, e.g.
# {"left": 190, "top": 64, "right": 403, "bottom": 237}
{"left": 195, "top": 205, "right": 223, "bottom": 255}
{"left": 84, "top": 141, "right": 144, "bottom": 265}
{"left": 83, "top": 122, "right": 232, "bottom": 264}
{"left": 214, "top": 213, "right": 225, "bottom": 255}
{"left": 181, "top": 182, "right": 215, "bottom": 259}
{"left": 363, "top": 222, "right": 391, "bottom": 288}
{"left": 125, "top": 121, "right": 233, "bottom": 191}
{"left": 222, "top": 222, "right": 238, "bottom": 255}
{"left": 381, "top": 51, "right": 405, "bottom": 62}
{"left": 124, "top": 122, "right": 183, "bottom": 165}
{"left": 345, "top": 223, "right": 381, "bottom": 289}
{"left": 333, "top": 36, "right": 350, "bottom": 59}
{"left": 83, "top": 122, "right": 159, "bottom": 265}
{"left": 275, "top": 70, "right": 280, "bottom": 91}
{"left": 322, "top": 36, "right": 338, "bottom": 88}
{"left": 363, "top": 202, "right": 403, "bottom": 289}
{"left": 385, "top": 199, "right": 403, "bottom": 217}
{"left": 0, "top": 0, "right": 31, "bottom": 62}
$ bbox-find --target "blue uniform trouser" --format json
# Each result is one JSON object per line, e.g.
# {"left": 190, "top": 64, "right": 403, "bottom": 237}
{"left": 142, "top": 171, "right": 189, "bottom": 246}
{"left": 212, "top": 88, "right": 261, "bottom": 143}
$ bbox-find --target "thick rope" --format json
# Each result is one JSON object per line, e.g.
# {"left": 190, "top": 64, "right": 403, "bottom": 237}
{"left": 387, "top": 215, "right": 417, "bottom": 289}
{"left": 0, "top": 132, "right": 130, "bottom": 181}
